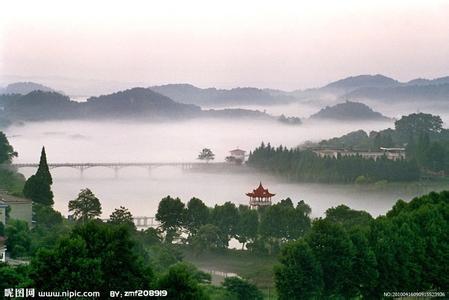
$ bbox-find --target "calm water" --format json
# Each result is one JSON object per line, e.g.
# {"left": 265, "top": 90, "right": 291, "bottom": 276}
{"left": 5, "top": 118, "right": 447, "bottom": 218}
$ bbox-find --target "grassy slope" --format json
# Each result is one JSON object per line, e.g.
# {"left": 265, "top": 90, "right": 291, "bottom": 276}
{"left": 179, "top": 246, "right": 277, "bottom": 290}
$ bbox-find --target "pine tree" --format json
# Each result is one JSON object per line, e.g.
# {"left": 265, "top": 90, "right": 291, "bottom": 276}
{"left": 36, "top": 146, "right": 53, "bottom": 185}
{"left": 23, "top": 146, "right": 54, "bottom": 206}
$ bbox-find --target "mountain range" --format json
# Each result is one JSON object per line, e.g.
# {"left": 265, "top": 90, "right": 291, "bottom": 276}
{"left": 0, "top": 88, "right": 272, "bottom": 125}
{"left": 2, "top": 74, "right": 449, "bottom": 106}
{"left": 1, "top": 73, "right": 448, "bottom": 127}
{"left": 150, "top": 84, "right": 295, "bottom": 106}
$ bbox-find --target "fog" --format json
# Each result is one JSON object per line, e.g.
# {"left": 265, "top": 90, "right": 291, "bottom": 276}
{"left": 2, "top": 1, "right": 449, "bottom": 91}
{"left": 6, "top": 116, "right": 447, "bottom": 219}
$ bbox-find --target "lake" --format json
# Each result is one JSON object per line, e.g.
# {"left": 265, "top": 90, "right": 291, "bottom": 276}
{"left": 5, "top": 118, "right": 447, "bottom": 218}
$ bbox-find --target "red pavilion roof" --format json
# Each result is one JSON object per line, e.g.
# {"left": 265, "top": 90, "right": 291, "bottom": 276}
{"left": 246, "top": 182, "right": 275, "bottom": 198}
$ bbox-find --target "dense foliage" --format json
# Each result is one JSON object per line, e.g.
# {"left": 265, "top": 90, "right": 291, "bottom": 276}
{"left": 275, "top": 191, "right": 449, "bottom": 299}
{"left": 108, "top": 206, "right": 136, "bottom": 229}
{"left": 248, "top": 143, "right": 420, "bottom": 183}
{"left": 0, "top": 131, "right": 18, "bottom": 164}
{"left": 30, "top": 220, "right": 153, "bottom": 293}
{"left": 156, "top": 196, "right": 312, "bottom": 254}
{"left": 68, "top": 188, "right": 102, "bottom": 222}
{"left": 0, "top": 132, "right": 24, "bottom": 195}
{"left": 317, "top": 113, "right": 449, "bottom": 175}
{"left": 2, "top": 190, "right": 448, "bottom": 299}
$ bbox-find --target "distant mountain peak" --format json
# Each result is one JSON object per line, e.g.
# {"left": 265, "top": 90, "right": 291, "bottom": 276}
{"left": 309, "top": 101, "right": 390, "bottom": 121}
{"left": 1, "top": 82, "right": 57, "bottom": 95}
{"left": 324, "top": 74, "right": 399, "bottom": 91}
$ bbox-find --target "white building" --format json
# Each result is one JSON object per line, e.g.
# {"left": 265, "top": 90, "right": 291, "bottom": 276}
{"left": 0, "top": 200, "right": 7, "bottom": 226}
{"left": 227, "top": 148, "right": 247, "bottom": 164}
{"left": 0, "top": 236, "right": 6, "bottom": 263}
{"left": 312, "top": 147, "right": 406, "bottom": 161}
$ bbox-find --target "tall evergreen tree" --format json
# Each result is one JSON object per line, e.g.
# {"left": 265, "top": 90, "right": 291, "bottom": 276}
{"left": 23, "top": 146, "right": 54, "bottom": 206}
{"left": 23, "top": 175, "right": 54, "bottom": 206}
{"left": 36, "top": 146, "right": 52, "bottom": 185}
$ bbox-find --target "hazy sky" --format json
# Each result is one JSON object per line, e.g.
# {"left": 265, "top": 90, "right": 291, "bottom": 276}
{"left": 1, "top": 0, "right": 449, "bottom": 90}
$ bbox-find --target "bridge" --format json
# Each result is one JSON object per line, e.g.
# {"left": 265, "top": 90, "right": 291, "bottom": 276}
{"left": 133, "top": 216, "right": 159, "bottom": 228}
{"left": 9, "top": 162, "right": 229, "bottom": 177}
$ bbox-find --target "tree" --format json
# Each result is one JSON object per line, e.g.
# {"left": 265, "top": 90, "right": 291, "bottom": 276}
{"left": 5, "top": 219, "right": 31, "bottom": 258}
{"left": 30, "top": 221, "right": 153, "bottom": 292}
{"left": 22, "top": 146, "right": 54, "bottom": 206}
{"left": 68, "top": 188, "right": 102, "bottom": 223}
{"left": 210, "top": 202, "right": 239, "bottom": 248}
{"left": 197, "top": 148, "right": 215, "bottom": 162}
{"left": 235, "top": 205, "right": 258, "bottom": 249}
{"left": 191, "top": 224, "right": 222, "bottom": 253}
{"left": 33, "top": 203, "right": 64, "bottom": 229}
{"left": 306, "top": 219, "right": 356, "bottom": 298}
{"left": 0, "top": 131, "right": 18, "bottom": 164}
{"left": 155, "top": 196, "right": 185, "bottom": 243}
{"left": 0, "top": 263, "right": 32, "bottom": 290}
{"left": 259, "top": 204, "right": 284, "bottom": 253}
{"left": 184, "top": 197, "right": 209, "bottom": 236}
{"left": 108, "top": 206, "right": 135, "bottom": 229}
{"left": 274, "top": 240, "right": 323, "bottom": 300}
{"left": 395, "top": 113, "right": 443, "bottom": 143}
{"left": 36, "top": 146, "right": 52, "bottom": 185}
{"left": 222, "top": 277, "right": 263, "bottom": 300}
{"left": 349, "top": 229, "right": 378, "bottom": 298}
{"left": 325, "top": 205, "right": 373, "bottom": 231}
{"left": 23, "top": 175, "right": 54, "bottom": 206}
{"left": 225, "top": 156, "right": 243, "bottom": 165}
{"left": 139, "top": 227, "right": 162, "bottom": 246}
{"left": 157, "top": 262, "right": 208, "bottom": 300}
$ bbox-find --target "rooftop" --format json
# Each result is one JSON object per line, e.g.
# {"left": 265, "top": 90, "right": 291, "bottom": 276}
{"left": 0, "top": 192, "right": 32, "bottom": 205}
{"left": 230, "top": 148, "right": 246, "bottom": 154}
{"left": 246, "top": 182, "right": 275, "bottom": 198}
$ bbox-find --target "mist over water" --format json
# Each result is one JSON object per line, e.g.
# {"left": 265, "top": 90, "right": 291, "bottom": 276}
{"left": 6, "top": 115, "right": 446, "bottom": 219}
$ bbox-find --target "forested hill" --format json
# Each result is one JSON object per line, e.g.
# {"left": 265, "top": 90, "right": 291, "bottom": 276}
{"left": 248, "top": 113, "right": 449, "bottom": 183}
{"left": 322, "top": 74, "right": 399, "bottom": 92}
{"left": 309, "top": 101, "right": 390, "bottom": 121}
{"left": 0, "top": 88, "right": 273, "bottom": 123}
{"left": 343, "top": 83, "right": 449, "bottom": 103}
{"left": 151, "top": 84, "right": 294, "bottom": 106}
{"left": 317, "top": 113, "right": 449, "bottom": 175}
{"left": 247, "top": 143, "right": 420, "bottom": 183}
{"left": 0, "top": 82, "right": 56, "bottom": 95}
{"left": 82, "top": 88, "right": 201, "bottom": 119}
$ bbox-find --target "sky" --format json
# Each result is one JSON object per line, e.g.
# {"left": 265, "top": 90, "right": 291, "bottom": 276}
{"left": 1, "top": 0, "right": 449, "bottom": 91}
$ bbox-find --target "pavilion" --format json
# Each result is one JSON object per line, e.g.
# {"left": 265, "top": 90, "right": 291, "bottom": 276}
{"left": 246, "top": 182, "right": 275, "bottom": 209}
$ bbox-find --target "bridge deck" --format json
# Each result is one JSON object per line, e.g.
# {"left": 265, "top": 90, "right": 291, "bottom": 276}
{"left": 11, "top": 162, "right": 227, "bottom": 169}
